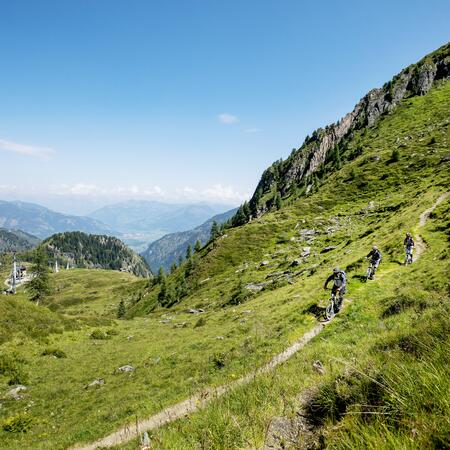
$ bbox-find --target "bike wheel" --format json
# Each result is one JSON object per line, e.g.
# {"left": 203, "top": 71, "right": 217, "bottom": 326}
{"left": 325, "top": 301, "right": 335, "bottom": 320}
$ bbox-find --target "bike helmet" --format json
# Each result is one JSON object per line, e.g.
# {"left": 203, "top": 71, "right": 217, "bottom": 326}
{"left": 406, "top": 232, "right": 411, "bottom": 236}
{"left": 373, "top": 245, "right": 378, "bottom": 250}
{"left": 333, "top": 268, "right": 340, "bottom": 273}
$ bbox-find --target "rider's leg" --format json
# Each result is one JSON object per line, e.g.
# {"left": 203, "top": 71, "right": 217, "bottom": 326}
{"left": 336, "top": 286, "right": 345, "bottom": 311}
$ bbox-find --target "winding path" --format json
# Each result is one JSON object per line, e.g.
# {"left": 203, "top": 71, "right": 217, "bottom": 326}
{"left": 414, "top": 192, "right": 449, "bottom": 260}
{"left": 71, "top": 192, "right": 449, "bottom": 450}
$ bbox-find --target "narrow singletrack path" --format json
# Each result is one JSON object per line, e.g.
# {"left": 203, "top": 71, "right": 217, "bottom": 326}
{"left": 72, "top": 192, "right": 449, "bottom": 450}
{"left": 414, "top": 192, "right": 449, "bottom": 260}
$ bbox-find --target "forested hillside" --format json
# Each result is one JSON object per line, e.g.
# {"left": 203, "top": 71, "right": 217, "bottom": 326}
{"left": 41, "top": 231, "right": 151, "bottom": 277}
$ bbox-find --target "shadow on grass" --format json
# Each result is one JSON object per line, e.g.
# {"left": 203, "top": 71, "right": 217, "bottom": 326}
{"left": 303, "top": 303, "right": 326, "bottom": 320}
{"left": 351, "top": 274, "right": 367, "bottom": 282}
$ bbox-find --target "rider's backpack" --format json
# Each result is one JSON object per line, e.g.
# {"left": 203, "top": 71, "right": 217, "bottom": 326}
{"left": 334, "top": 270, "right": 346, "bottom": 287}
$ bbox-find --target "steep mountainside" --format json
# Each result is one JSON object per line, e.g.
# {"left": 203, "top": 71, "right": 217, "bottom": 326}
{"left": 41, "top": 231, "right": 151, "bottom": 277}
{"left": 0, "top": 228, "right": 40, "bottom": 253}
{"left": 0, "top": 201, "right": 112, "bottom": 239}
{"left": 245, "top": 42, "right": 450, "bottom": 217}
{"left": 142, "top": 207, "right": 237, "bottom": 271}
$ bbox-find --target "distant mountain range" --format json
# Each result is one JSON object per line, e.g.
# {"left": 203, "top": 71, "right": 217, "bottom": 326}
{"left": 0, "top": 201, "right": 111, "bottom": 239}
{"left": 0, "top": 228, "right": 41, "bottom": 253}
{"left": 142, "top": 207, "right": 237, "bottom": 272}
{"left": 0, "top": 200, "right": 237, "bottom": 254}
{"left": 42, "top": 231, "right": 151, "bottom": 277}
{"left": 88, "top": 200, "right": 235, "bottom": 251}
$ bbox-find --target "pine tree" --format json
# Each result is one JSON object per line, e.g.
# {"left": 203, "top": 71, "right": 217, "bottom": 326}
{"left": 185, "top": 244, "right": 192, "bottom": 260}
{"left": 194, "top": 240, "right": 202, "bottom": 253}
{"left": 250, "top": 187, "right": 263, "bottom": 217}
{"left": 117, "top": 299, "right": 126, "bottom": 318}
{"left": 242, "top": 201, "right": 251, "bottom": 219}
{"left": 27, "top": 247, "right": 51, "bottom": 304}
{"left": 156, "top": 266, "right": 165, "bottom": 284}
{"left": 170, "top": 262, "right": 177, "bottom": 273}
{"left": 232, "top": 206, "right": 247, "bottom": 227}
{"left": 275, "top": 193, "right": 282, "bottom": 210}
{"left": 210, "top": 220, "right": 220, "bottom": 240}
{"left": 178, "top": 254, "right": 184, "bottom": 266}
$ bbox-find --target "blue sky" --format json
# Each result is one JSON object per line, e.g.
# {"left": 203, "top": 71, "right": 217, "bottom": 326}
{"left": 0, "top": 0, "right": 449, "bottom": 214}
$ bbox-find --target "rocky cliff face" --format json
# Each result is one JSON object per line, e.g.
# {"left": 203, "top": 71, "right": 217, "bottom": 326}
{"left": 249, "top": 43, "right": 450, "bottom": 216}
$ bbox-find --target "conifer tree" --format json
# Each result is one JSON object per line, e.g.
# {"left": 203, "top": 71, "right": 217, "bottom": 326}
{"left": 275, "top": 193, "right": 282, "bottom": 210}
{"left": 170, "top": 262, "right": 177, "bottom": 273}
{"left": 210, "top": 220, "right": 220, "bottom": 240}
{"left": 156, "top": 266, "right": 165, "bottom": 284}
{"left": 185, "top": 244, "right": 192, "bottom": 260}
{"left": 117, "top": 299, "right": 126, "bottom": 318}
{"left": 27, "top": 247, "right": 51, "bottom": 304}
{"left": 194, "top": 240, "right": 202, "bottom": 252}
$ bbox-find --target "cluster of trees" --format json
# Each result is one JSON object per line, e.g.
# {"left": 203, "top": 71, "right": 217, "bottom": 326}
{"left": 153, "top": 240, "right": 203, "bottom": 307}
{"left": 41, "top": 232, "right": 150, "bottom": 277}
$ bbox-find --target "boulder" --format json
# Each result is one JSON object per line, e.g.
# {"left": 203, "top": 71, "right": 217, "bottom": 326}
{"left": 312, "top": 360, "right": 325, "bottom": 375}
{"left": 300, "top": 247, "right": 311, "bottom": 257}
{"left": 85, "top": 379, "right": 105, "bottom": 389}
{"left": 290, "top": 259, "right": 301, "bottom": 267}
{"left": 8, "top": 385, "right": 27, "bottom": 400}
{"left": 321, "top": 246, "right": 337, "bottom": 253}
{"left": 117, "top": 365, "right": 135, "bottom": 373}
{"left": 245, "top": 282, "right": 271, "bottom": 292}
{"left": 260, "top": 260, "right": 270, "bottom": 267}
{"left": 440, "top": 154, "right": 450, "bottom": 163}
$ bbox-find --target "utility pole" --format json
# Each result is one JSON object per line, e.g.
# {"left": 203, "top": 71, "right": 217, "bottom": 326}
{"left": 12, "top": 252, "right": 17, "bottom": 294}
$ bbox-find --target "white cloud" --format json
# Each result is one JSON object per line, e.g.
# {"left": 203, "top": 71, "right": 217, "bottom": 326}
{"left": 244, "top": 128, "right": 261, "bottom": 133}
{"left": 44, "top": 183, "right": 247, "bottom": 205}
{"left": 218, "top": 113, "right": 238, "bottom": 124}
{"left": 176, "top": 184, "right": 249, "bottom": 204}
{"left": 0, "top": 138, "right": 55, "bottom": 159}
{"left": 51, "top": 183, "right": 166, "bottom": 198}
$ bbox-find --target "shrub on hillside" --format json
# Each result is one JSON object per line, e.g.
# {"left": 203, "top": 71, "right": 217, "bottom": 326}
{"left": 2, "top": 414, "right": 33, "bottom": 433}
{"left": 0, "top": 354, "right": 29, "bottom": 385}
{"left": 41, "top": 348, "right": 67, "bottom": 359}
{"left": 89, "top": 329, "right": 117, "bottom": 340}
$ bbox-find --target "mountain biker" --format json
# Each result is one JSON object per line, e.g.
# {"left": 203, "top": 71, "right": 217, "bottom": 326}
{"left": 404, "top": 232, "right": 415, "bottom": 263}
{"left": 365, "top": 245, "right": 382, "bottom": 279}
{"left": 324, "top": 268, "right": 346, "bottom": 311}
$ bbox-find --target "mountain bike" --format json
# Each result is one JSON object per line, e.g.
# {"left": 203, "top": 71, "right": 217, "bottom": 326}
{"left": 404, "top": 247, "right": 413, "bottom": 265}
{"left": 365, "top": 260, "right": 379, "bottom": 281}
{"left": 325, "top": 289, "right": 343, "bottom": 321}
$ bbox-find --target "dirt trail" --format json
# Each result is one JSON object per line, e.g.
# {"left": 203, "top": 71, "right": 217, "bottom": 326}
{"left": 414, "top": 192, "right": 449, "bottom": 260}
{"left": 72, "top": 324, "right": 325, "bottom": 450}
{"left": 71, "top": 193, "right": 449, "bottom": 450}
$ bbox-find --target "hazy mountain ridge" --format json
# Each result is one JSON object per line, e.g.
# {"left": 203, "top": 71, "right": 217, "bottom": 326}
{"left": 0, "top": 228, "right": 41, "bottom": 253}
{"left": 88, "top": 200, "right": 234, "bottom": 234}
{"left": 0, "top": 200, "right": 112, "bottom": 239}
{"left": 142, "top": 207, "right": 238, "bottom": 271}
{"left": 41, "top": 231, "right": 151, "bottom": 277}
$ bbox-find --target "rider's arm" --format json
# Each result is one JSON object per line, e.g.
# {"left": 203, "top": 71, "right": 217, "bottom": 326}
{"left": 324, "top": 274, "right": 333, "bottom": 289}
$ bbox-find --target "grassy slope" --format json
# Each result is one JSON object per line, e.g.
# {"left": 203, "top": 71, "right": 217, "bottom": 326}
{"left": 115, "top": 81, "right": 450, "bottom": 449}
{"left": 0, "top": 82, "right": 448, "bottom": 449}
